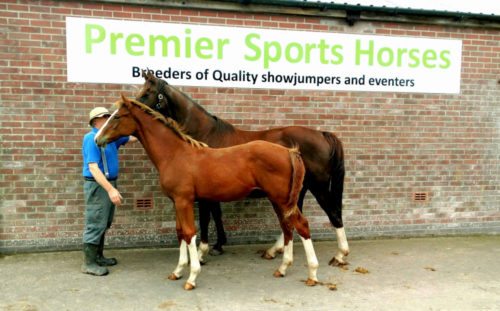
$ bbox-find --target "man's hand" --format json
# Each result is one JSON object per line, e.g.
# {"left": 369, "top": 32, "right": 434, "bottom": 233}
{"left": 108, "top": 187, "right": 124, "bottom": 206}
{"left": 128, "top": 136, "right": 138, "bottom": 144}
{"left": 89, "top": 163, "right": 124, "bottom": 206}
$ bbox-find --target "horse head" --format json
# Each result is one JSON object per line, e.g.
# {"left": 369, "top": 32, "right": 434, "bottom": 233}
{"left": 136, "top": 70, "right": 174, "bottom": 118}
{"left": 135, "top": 70, "right": 235, "bottom": 137}
{"left": 95, "top": 94, "right": 137, "bottom": 147}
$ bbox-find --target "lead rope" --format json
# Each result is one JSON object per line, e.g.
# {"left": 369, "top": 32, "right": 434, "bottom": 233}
{"left": 100, "top": 147, "right": 110, "bottom": 179}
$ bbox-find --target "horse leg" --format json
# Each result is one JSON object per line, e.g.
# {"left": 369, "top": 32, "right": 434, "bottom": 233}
{"left": 197, "top": 242, "right": 209, "bottom": 266}
{"left": 300, "top": 236, "right": 319, "bottom": 286}
{"left": 267, "top": 203, "right": 294, "bottom": 277}
{"left": 197, "top": 200, "right": 211, "bottom": 264}
{"left": 210, "top": 201, "right": 227, "bottom": 255}
{"left": 262, "top": 233, "right": 284, "bottom": 260}
{"left": 289, "top": 206, "right": 319, "bottom": 286}
{"left": 169, "top": 217, "right": 188, "bottom": 280}
{"left": 332, "top": 227, "right": 349, "bottom": 266}
{"left": 263, "top": 188, "right": 307, "bottom": 259}
{"left": 170, "top": 240, "right": 188, "bottom": 280}
{"left": 274, "top": 239, "right": 293, "bottom": 278}
{"left": 172, "top": 235, "right": 202, "bottom": 290}
{"left": 185, "top": 234, "right": 201, "bottom": 290}
{"left": 171, "top": 199, "right": 201, "bottom": 290}
{"left": 310, "top": 186, "right": 350, "bottom": 267}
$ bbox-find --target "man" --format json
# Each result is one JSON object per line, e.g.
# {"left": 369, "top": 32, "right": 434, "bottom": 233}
{"left": 81, "top": 107, "right": 137, "bottom": 276}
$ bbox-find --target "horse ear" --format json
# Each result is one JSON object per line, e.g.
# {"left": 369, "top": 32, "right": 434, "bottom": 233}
{"left": 147, "top": 71, "right": 156, "bottom": 82}
{"left": 141, "top": 68, "right": 155, "bottom": 82}
{"left": 121, "top": 93, "right": 132, "bottom": 108}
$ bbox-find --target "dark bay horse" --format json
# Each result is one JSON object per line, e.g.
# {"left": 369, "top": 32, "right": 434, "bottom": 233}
{"left": 95, "top": 95, "right": 319, "bottom": 290}
{"left": 136, "top": 72, "right": 349, "bottom": 266}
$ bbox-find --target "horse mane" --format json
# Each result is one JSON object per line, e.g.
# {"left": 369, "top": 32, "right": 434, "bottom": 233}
{"left": 115, "top": 98, "right": 208, "bottom": 149}
{"left": 159, "top": 80, "right": 236, "bottom": 134}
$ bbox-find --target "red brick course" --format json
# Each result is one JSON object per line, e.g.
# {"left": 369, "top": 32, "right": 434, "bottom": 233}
{"left": 0, "top": 0, "right": 498, "bottom": 252}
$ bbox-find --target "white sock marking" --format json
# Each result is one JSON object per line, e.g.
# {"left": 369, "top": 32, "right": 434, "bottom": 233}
{"left": 278, "top": 241, "right": 293, "bottom": 275}
{"left": 301, "top": 237, "right": 319, "bottom": 282}
{"left": 266, "top": 233, "right": 285, "bottom": 258}
{"left": 186, "top": 235, "right": 201, "bottom": 287}
{"left": 172, "top": 240, "right": 188, "bottom": 278}
{"left": 198, "top": 242, "right": 209, "bottom": 263}
{"left": 335, "top": 227, "right": 350, "bottom": 263}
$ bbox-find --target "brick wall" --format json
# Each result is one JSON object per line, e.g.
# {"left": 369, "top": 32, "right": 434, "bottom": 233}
{"left": 1, "top": 0, "right": 499, "bottom": 253}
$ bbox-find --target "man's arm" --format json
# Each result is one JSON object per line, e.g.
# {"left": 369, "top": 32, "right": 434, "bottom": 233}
{"left": 89, "top": 162, "right": 123, "bottom": 206}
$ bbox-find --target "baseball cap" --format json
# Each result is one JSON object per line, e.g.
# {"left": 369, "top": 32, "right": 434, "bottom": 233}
{"left": 89, "top": 107, "right": 111, "bottom": 125}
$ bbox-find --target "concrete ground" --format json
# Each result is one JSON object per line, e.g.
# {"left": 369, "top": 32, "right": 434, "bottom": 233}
{"left": 1, "top": 236, "right": 499, "bottom": 311}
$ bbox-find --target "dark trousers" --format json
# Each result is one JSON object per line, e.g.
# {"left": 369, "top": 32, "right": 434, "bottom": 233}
{"left": 82, "top": 180, "right": 117, "bottom": 245}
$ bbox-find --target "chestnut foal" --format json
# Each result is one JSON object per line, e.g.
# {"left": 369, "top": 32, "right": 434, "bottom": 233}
{"left": 95, "top": 96, "right": 319, "bottom": 290}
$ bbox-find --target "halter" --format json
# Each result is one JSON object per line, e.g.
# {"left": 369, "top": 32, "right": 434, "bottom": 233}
{"left": 152, "top": 80, "right": 197, "bottom": 129}
{"left": 156, "top": 93, "right": 165, "bottom": 110}
{"left": 154, "top": 81, "right": 180, "bottom": 123}
{"left": 155, "top": 80, "right": 168, "bottom": 111}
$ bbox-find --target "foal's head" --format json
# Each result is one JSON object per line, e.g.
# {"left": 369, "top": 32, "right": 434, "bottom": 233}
{"left": 95, "top": 94, "right": 208, "bottom": 149}
{"left": 95, "top": 95, "right": 137, "bottom": 147}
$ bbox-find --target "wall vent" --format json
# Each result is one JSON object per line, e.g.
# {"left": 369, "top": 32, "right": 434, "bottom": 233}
{"left": 135, "top": 197, "right": 153, "bottom": 210}
{"left": 412, "top": 192, "right": 429, "bottom": 202}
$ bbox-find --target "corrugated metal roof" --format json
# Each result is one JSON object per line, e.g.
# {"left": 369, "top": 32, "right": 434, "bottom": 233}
{"left": 218, "top": 0, "right": 500, "bottom": 23}
{"left": 312, "top": 0, "right": 500, "bottom": 16}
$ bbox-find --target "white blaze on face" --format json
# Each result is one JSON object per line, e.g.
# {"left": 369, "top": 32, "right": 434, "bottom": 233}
{"left": 94, "top": 109, "right": 119, "bottom": 144}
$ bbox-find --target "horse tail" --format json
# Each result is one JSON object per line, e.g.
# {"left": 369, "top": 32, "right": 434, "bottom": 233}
{"left": 286, "top": 146, "right": 305, "bottom": 214}
{"left": 322, "top": 132, "right": 345, "bottom": 226}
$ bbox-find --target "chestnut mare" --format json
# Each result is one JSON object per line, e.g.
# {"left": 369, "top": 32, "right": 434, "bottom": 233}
{"left": 95, "top": 95, "right": 319, "bottom": 290}
{"left": 136, "top": 72, "right": 349, "bottom": 266}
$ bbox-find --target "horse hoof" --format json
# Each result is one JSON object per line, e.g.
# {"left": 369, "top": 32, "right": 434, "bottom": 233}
{"left": 329, "top": 257, "right": 349, "bottom": 267}
{"left": 184, "top": 282, "right": 195, "bottom": 290}
{"left": 273, "top": 270, "right": 284, "bottom": 278}
{"left": 168, "top": 273, "right": 180, "bottom": 281}
{"left": 262, "top": 252, "right": 275, "bottom": 260}
{"left": 305, "top": 278, "right": 318, "bottom": 286}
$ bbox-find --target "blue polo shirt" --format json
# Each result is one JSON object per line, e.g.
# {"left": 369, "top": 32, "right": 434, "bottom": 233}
{"left": 82, "top": 127, "right": 129, "bottom": 179}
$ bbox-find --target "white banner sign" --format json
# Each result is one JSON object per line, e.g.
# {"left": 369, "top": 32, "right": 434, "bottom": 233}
{"left": 66, "top": 17, "right": 462, "bottom": 93}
